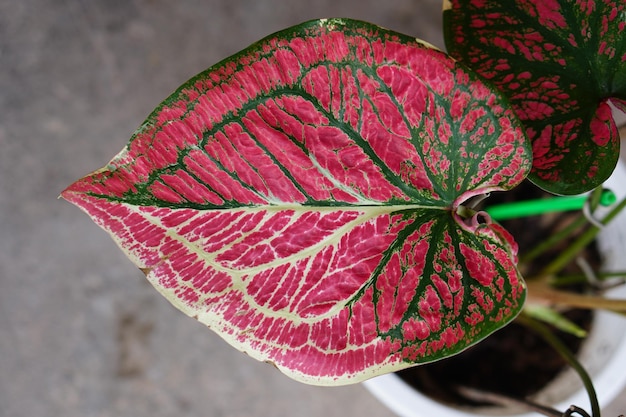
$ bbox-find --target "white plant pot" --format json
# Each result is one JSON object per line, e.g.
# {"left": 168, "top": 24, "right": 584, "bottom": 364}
{"left": 363, "top": 158, "right": 626, "bottom": 417}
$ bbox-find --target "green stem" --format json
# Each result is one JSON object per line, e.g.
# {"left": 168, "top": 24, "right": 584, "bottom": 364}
{"left": 499, "top": 187, "right": 605, "bottom": 264}
{"left": 541, "top": 196, "right": 626, "bottom": 277}
{"left": 551, "top": 271, "right": 626, "bottom": 286}
{"left": 517, "top": 314, "right": 601, "bottom": 417}
{"left": 526, "top": 280, "right": 626, "bottom": 313}
{"left": 520, "top": 214, "right": 588, "bottom": 264}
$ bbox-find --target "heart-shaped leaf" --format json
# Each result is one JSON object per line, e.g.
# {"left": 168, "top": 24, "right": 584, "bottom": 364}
{"left": 62, "top": 19, "right": 529, "bottom": 385}
{"left": 444, "top": 0, "right": 626, "bottom": 195}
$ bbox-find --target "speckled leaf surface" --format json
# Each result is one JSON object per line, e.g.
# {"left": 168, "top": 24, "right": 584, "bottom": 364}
{"left": 62, "top": 19, "right": 529, "bottom": 385}
{"left": 444, "top": 0, "right": 626, "bottom": 195}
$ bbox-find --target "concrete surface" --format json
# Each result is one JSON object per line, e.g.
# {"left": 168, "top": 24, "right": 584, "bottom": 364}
{"left": 1, "top": 1, "right": 624, "bottom": 416}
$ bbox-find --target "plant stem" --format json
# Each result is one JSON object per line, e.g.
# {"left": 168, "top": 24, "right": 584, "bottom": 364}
{"left": 517, "top": 314, "right": 601, "bottom": 417}
{"left": 526, "top": 280, "right": 626, "bottom": 313}
{"left": 551, "top": 271, "right": 626, "bottom": 287}
{"left": 540, "top": 196, "right": 626, "bottom": 277}
{"left": 520, "top": 214, "right": 588, "bottom": 264}
{"left": 523, "top": 304, "right": 587, "bottom": 337}
{"left": 511, "top": 187, "right": 605, "bottom": 264}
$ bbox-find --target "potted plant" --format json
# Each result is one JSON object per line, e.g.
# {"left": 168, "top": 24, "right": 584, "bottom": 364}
{"left": 61, "top": 1, "right": 626, "bottom": 415}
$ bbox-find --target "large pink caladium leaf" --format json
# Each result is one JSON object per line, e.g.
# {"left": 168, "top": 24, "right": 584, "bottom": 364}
{"left": 62, "top": 19, "right": 530, "bottom": 385}
{"left": 444, "top": 0, "right": 626, "bottom": 195}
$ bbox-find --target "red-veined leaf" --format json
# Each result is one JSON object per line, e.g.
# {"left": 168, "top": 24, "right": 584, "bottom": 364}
{"left": 62, "top": 19, "right": 530, "bottom": 385}
{"left": 444, "top": 0, "right": 626, "bottom": 195}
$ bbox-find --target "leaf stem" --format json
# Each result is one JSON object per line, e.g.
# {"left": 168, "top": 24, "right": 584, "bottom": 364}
{"left": 550, "top": 271, "right": 626, "bottom": 287}
{"left": 520, "top": 214, "right": 588, "bottom": 264}
{"left": 501, "top": 187, "right": 605, "bottom": 264}
{"left": 526, "top": 280, "right": 626, "bottom": 313}
{"left": 540, "top": 196, "right": 626, "bottom": 277}
{"left": 517, "top": 314, "right": 601, "bottom": 417}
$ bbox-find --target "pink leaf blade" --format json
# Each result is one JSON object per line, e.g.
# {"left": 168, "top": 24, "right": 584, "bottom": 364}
{"left": 62, "top": 19, "right": 530, "bottom": 385}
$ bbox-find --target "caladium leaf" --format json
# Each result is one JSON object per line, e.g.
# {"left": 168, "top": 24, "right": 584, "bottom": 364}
{"left": 444, "top": 0, "right": 626, "bottom": 195}
{"left": 62, "top": 19, "right": 530, "bottom": 385}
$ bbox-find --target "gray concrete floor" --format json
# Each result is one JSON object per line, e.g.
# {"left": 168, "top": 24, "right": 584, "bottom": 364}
{"left": 1, "top": 1, "right": 624, "bottom": 416}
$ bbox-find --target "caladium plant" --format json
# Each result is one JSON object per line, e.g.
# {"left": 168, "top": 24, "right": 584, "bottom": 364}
{"left": 444, "top": 0, "right": 626, "bottom": 195}
{"left": 62, "top": 19, "right": 531, "bottom": 385}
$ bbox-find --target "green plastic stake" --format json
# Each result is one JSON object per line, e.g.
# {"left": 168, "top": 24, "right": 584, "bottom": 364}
{"left": 486, "top": 189, "right": 616, "bottom": 221}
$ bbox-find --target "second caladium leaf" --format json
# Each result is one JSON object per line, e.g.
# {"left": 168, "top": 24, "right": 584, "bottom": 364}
{"left": 444, "top": 0, "right": 626, "bottom": 195}
{"left": 62, "top": 19, "right": 529, "bottom": 385}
